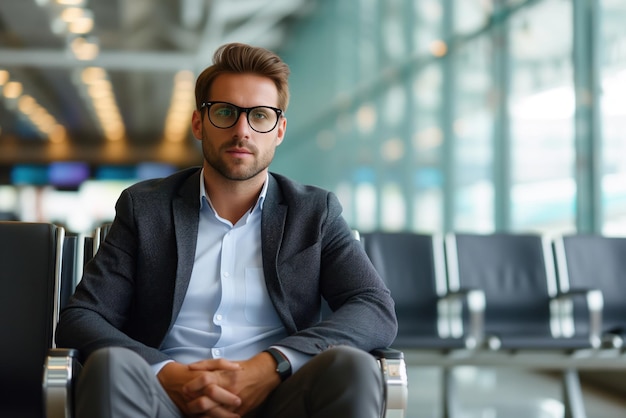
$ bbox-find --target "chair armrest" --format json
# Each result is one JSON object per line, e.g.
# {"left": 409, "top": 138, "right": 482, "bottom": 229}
{"left": 441, "top": 289, "right": 486, "bottom": 349}
{"left": 556, "top": 288, "right": 604, "bottom": 348}
{"left": 371, "top": 348, "right": 408, "bottom": 415}
{"left": 43, "top": 348, "right": 82, "bottom": 418}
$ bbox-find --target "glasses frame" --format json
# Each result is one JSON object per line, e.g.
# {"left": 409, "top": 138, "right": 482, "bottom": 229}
{"left": 200, "top": 101, "right": 284, "bottom": 133}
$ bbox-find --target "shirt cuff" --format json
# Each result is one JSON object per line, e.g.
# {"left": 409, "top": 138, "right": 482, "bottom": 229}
{"left": 270, "top": 345, "right": 313, "bottom": 374}
{"left": 151, "top": 359, "right": 174, "bottom": 375}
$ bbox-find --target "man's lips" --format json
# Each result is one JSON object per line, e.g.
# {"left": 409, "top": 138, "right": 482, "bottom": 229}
{"left": 226, "top": 147, "right": 253, "bottom": 157}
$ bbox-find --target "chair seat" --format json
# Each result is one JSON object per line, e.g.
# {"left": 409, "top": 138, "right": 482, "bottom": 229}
{"left": 493, "top": 335, "right": 594, "bottom": 350}
{"left": 393, "top": 335, "right": 469, "bottom": 350}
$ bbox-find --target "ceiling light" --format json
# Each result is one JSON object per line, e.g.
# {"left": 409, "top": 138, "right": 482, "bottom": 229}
{"left": 68, "top": 16, "right": 94, "bottom": 34}
{"left": 164, "top": 70, "right": 195, "bottom": 142}
{"left": 48, "top": 125, "right": 68, "bottom": 143}
{"left": 69, "top": 35, "right": 99, "bottom": 60}
{"left": 3, "top": 81, "right": 23, "bottom": 99}
{"left": 61, "top": 8, "right": 94, "bottom": 34}
{"left": 60, "top": 7, "right": 85, "bottom": 22}
{"left": 430, "top": 40, "right": 448, "bottom": 57}
{"left": 55, "top": 0, "right": 86, "bottom": 5}
{"left": 17, "top": 95, "right": 38, "bottom": 114}
{"left": 0, "top": 70, "right": 9, "bottom": 86}
{"left": 81, "top": 66, "right": 106, "bottom": 84}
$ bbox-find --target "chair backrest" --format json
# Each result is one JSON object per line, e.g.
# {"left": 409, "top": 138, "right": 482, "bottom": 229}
{"left": 362, "top": 232, "right": 448, "bottom": 340}
{"left": 554, "top": 234, "right": 626, "bottom": 335}
{"left": 93, "top": 222, "right": 113, "bottom": 251}
{"left": 446, "top": 233, "right": 559, "bottom": 337}
{"left": 0, "top": 221, "right": 64, "bottom": 417}
{"left": 61, "top": 234, "right": 82, "bottom": 310}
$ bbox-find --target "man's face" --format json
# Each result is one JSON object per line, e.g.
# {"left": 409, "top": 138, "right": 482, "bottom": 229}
{"left": 192, "top": 73, "right": 287, "bottom": 182}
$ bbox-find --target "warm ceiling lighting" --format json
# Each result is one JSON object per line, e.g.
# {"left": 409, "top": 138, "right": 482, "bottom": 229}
{"left": 164, "top": 70, "right": 195, "bottom": 142}
{"left": 48, "top": 125, "right": 68, "bottom": 143}
{"left": 430, "top": 40, "right": 448, "bottom": 57}
{"left": 69, "top": 36, "right": 99, "bottom": 60}
{"left": 17, "top": 95, "right": 38, "bottom": 114}
{"left": 65, "top": 9, "right": 94, "bottom": 34}
{"left": 60, "top": 7, "right": 84, "bottom": 22}
{"left": 79, "top": 67, "right": 126, "bottom": 141}
{"left": 0, "top": 70, "right": 9, "bottom": 86}
{"left": 3, "top": 81, "right": 23, "bottom": 99}
{"left": 56, "top": 0, "right": 86, "bottom": 5}
{"left": 81, "top": 67, "right": 106, "bottom": 84}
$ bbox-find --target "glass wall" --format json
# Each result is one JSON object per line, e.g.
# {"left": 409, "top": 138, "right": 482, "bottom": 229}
{"left": 600, "top": 0, "right": 626, "bottom": 235}
{"left": 2, "top": 0, "right": 622, "bottom": 236}
{"left": 274, "top": 0, "right": 618, "bottom": 235}
{"left": 509, "top": 0, "right": 575, "bottom": 234}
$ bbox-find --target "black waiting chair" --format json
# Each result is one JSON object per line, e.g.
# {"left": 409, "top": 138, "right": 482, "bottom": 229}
{"left": 553, "top": 234, "right": 626, "bottom": 349}
{"left": 361, "top": 231, "right": 482, "bottom": 350}
{"left": 445, "top": 232, "right": 595, "bottom": 418}
{"left": 60, "top": 234, "right": 83, "bottom": 310}
{"left": 44, "top": 225, "right": 408, "bottom": 418}
{"left": 445, "top": 232, "right": 594, "bottom": 351}
{"left": 362, "top": 231, "right": 484, "bottom": 418}
{"left": 0, "top": 221, "right": 67, "bottom": 418}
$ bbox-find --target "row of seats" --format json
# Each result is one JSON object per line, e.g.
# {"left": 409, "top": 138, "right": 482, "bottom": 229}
{"left": 360, "top": 231, "right": 626, "bottom": 418}
{"left": 0, "top": 222, "right": 407, "bottom": 418}
{"left": 6, "top": 221, "right": 624, "bottom": 417}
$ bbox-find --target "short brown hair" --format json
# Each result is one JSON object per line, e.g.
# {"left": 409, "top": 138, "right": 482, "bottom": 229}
{"left": 195, "top": 43, "right": 291, "bottom": 112}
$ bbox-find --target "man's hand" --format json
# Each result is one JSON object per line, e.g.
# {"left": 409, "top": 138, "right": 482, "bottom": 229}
{"left": 157, "top": 359, "right": 242, "bottom": 417}
{"left": 186, "top": 351, "right": 282, "bottom": 416}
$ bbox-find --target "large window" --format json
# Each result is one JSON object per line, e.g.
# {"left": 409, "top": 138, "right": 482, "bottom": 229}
{"left": 600, "top": 0, "right": 626, "bottom": 235}
{"left": 453, "top": 36, "right": 495, "bottom": 232}
{"left": 508, "top": 0, "right": 576, "bottom": 233}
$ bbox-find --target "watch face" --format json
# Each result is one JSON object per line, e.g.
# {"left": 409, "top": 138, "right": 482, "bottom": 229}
{"left": 277, "top": 361, "right": 290, "bottom": 374}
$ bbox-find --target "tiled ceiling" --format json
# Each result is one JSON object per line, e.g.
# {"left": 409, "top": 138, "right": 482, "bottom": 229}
{"left": 0, "top": 0, "right": 315, "bottom": 166}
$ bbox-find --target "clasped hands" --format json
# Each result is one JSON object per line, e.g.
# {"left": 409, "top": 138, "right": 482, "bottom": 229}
{"left": 157, "top": 351, "right": 281, "bottom": 418}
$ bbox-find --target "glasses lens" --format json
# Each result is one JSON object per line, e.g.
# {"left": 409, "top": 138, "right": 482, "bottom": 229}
{"left": 206, "top": 103, "right": 279, "bottom": 132}
{"left": 248, "top": 107, "right": 278, "bottom": 133}
{"left": 208, "top": 103, "right": 238, "bottom": 128}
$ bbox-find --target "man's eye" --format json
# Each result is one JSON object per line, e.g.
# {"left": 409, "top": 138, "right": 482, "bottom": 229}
{"left": 251, "top": 110, "right": 269, "bottom": 120}
{"left": 214, "top": 108, "right": 234, "bottom": 117}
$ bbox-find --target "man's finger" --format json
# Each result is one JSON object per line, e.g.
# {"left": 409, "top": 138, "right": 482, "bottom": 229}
{"left": 188, "top": 358, "right": 241, "bottom": 371}
{"left": 185, "top": 384, "right": 242, "bottom": 415}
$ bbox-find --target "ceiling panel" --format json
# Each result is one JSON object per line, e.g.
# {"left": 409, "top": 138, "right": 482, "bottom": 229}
{"left": 0, "top": 0, "right": 316, "bottom": 166}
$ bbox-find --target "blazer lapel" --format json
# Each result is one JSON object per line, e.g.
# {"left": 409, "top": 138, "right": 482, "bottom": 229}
{"left": 171, "top": 169, "right": 201, "bottom": 321}
{"left": 262, "top": 175, "right": 296, "bottom": 330}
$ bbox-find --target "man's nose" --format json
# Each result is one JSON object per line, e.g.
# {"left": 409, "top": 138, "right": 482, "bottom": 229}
{"left": 233, "top": 112, "right": 251, "bottom": 131}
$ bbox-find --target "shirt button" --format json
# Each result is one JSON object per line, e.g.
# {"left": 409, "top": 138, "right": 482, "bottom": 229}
{"left": 213, "top": 349, "right": 222, "bottom": 357}
{"left": 223, "top": 271, "right": 230, "bottom": 278}
{"left": 216, "top": 314, "right": 223, "bottom": 322}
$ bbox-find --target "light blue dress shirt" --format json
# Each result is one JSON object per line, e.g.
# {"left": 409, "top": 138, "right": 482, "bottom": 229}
{"left": 153, "top": 171, "right": 311, "bottom": 374}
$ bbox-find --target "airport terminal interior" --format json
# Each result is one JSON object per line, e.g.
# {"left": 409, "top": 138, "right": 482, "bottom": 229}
{"left": 2, "top": 0, "right": 626, "bottom": 416}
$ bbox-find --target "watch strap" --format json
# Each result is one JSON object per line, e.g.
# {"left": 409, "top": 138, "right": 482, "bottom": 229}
{"left": 264, "top": 347, "right": 292, "bottom": 381}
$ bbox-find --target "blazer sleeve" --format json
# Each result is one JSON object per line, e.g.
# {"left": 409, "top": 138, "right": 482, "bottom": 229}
{"left": 269, "top": 187, "right": 398, "bottom": 355}
{"left": 55, "top": 188, "right": 172, "bottom": 365}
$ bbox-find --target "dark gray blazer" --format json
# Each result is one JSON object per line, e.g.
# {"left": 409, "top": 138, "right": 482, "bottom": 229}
{"left": 56, "top": 167, "right": 397, "bottom": 364}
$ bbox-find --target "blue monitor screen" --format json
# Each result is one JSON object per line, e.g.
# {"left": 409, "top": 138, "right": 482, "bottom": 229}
{"left": 49, "top": 162, "right": 90, "bottom": 187}
{"left": 11, "top": 165, "right": 49, "bottom": 185}
{"left": 95, "top": 165, "right": 137, "bottom": 180}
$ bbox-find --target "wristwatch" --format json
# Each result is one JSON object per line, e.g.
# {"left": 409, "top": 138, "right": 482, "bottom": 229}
{"left": 264, "top": 347, "right": 292, "bottom": 381}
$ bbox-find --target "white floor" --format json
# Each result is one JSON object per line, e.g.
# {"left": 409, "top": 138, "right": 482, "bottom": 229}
{"left": 404, "top": 365, "right": 626, "bottom": 418}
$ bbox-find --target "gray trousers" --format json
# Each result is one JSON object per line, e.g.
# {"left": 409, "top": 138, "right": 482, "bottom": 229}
{"left": 75, "top": 346, "right": 384, "bottom": 418}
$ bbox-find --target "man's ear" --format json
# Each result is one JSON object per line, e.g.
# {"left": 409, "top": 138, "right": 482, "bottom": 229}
{"left": 191, "top": 110, "right": 203, "bottom": 140}
{"left": 275, "top": 116, "right": 287, "bottom": 146}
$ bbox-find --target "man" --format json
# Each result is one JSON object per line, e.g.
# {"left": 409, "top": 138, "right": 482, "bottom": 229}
{"left": 56, "top": 42, "right": 397, "bottom": 418}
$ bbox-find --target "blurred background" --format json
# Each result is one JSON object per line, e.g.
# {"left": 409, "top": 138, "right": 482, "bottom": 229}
{"left": 0, "top": 0, "right": 625, "bottom": 237}
{"left": 3, "top": 1, "right": 626, "bottom": 416}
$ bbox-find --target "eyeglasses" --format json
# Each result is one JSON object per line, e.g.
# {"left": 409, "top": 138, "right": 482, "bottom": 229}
{"left": 200, "top": 101, "right": 284, "bottom": 133}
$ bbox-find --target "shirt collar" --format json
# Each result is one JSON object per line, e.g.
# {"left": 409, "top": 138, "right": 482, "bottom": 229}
{"left": 199, "top": 168, "right": 268, "bottom": 214}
